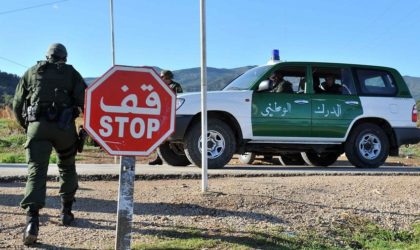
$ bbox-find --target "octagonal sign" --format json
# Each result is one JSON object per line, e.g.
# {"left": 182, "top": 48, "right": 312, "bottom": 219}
{"left": 84, "top": 65, "right": 176, "bottom": 156}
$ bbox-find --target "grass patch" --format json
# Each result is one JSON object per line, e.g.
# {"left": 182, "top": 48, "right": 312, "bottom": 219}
{"left": 131, "top": 219, "right": 420, "bottom": 250}
{"left": 0, "top": 118, "right": 23, "bottom": 135}
{"left": 0, "top": 119, "right": 26, "bottom": 163}
{"left": 49, "top": 153, "right": 58, "bottom": 164}
{"left": 0, "top": 139, "right": 12, "bottom": 147}
{"left": 131, "top": 225, "right": 325, "bottom": 250}
{"left": 0, "top": 153, "right": 26, "bottom": 163}
{"left": 133, "top": 237, "right": 226, "bottom": 250}
{"left": 75, "top": 155, "right": 84, "bottom": 161}
{"left": 4, "top": 133, "right": 26, "bottom": 147}
{"left": 321, "top": 216, "right": 419, "bottom": 250}
{"left": 0, "top": 152, "right": 67, "bottom": 164}
{"left": 400, "top": 144, "right": 420, "bottom": 158}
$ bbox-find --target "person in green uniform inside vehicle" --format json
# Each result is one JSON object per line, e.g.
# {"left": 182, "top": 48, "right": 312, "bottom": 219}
{"left": 269, "top": 70, "right": 294, "bottom": 93}
{"left": 319, "top": 74, "right": 342, "bottom": 94}
{"left": 148, "top": 70, "right": 183, "bottom": 165}
{"left": 13, "top": 43, "right": 86, "bottom": 245}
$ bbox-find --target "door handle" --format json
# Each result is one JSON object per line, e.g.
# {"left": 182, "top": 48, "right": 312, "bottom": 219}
{"left": 294, "top": 100, "right": 309, "bottom": 104}
{"left": 345, "top": 101, "right": 359, "bottom": 105}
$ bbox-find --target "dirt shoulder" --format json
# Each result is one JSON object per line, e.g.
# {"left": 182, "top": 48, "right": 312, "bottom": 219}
{"left": 1, "top": 176, "right": 419, "bottom": 249}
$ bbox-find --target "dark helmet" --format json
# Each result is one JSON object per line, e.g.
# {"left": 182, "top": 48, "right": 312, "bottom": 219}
{"left": 46, "top": 43, "right": 67, "bottom": 59}
{"left": 160, "top": 70, "right": 173, "bottom": 79}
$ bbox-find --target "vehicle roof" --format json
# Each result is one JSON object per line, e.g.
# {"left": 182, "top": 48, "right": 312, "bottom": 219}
{"left": 268, "top": 61, "right": 398, "bottom": 72}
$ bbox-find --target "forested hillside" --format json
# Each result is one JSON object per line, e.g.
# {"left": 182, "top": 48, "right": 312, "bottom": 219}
{"left": 2, "top": 67, "right": 420, "bottom": 107}
{"left": 404, "top": 76, "right": 420, "bottom": 100}
{"left": 0, "top": 71, "right": 19, "bottom": 107}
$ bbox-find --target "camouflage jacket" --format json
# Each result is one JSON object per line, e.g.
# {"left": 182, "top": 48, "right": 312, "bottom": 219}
{"left": 169, "top": 81, "right": 183, "bottom": 94}
{"left": 12, "top": 60, "right": 86, "bottom": 128}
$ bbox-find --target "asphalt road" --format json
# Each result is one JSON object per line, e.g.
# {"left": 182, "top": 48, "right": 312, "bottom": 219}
{"left": 0, "top": 162, "right": 419, "bottom": 180}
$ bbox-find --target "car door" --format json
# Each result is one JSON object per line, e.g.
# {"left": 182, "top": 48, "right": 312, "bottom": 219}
{"left": 310, "top": 66, "right": 363, "bottom": 138}
{"left": 252, "top": 65, "right": 311, "bottom": 138}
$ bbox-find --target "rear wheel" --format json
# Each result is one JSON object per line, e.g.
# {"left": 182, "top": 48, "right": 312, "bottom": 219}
{"left": 345, "top": 123, "right": 389, "bottom": 168}
{"left": 184, "top": 119, "right": 236, "bottom": 169}
{"left": 239, "top": 152, "right": 256, "bottom": 165}
{"left": 158, "top": 142, "right": 190, "bottom": 166}
{"left": 301, "top": 152, "right": 340, "bottom": 167}
{"left": 279, "top": 153, "right": 306, "bottom": 166}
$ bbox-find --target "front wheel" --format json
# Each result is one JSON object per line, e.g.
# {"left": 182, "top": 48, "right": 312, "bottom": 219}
{"left": 345, "top": 123, "right": 389, "bottom": 168}
{"left": 184, "top": 119, "right": 236, "bottom": 169}
{"left": 158, "top": 142, "right": 191, "bottom": 166}
{"left": 301, "top": 152, "right": 340, "bottom": 167}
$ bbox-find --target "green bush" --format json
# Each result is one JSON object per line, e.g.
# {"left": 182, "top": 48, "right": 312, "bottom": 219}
{"left": 400, "top": 144, "right": 420, "bottom": 157}
{"left": 0, "top": 153, "right": 26, "bottom": 163}
{"left": 5, "top": 134, "right": 26, "bottom": 147}
{"left": 49, "top": 153, "right": 57, "bottom": 163}
{"left": 0, "top": 139, "right": 11, "bottom": 147}
{"left": 85, "top": 136, "right": 97, "bottom": 146}
{"left": 0, "top": 152, "right": 63, "bottom": 164}
{"left": 0, "top": 118, "right": 23, "bottom": 134}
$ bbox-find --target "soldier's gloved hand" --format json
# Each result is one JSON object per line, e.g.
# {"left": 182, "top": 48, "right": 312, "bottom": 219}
{"left": 76, "top": 126, "right": 88, "bottom": 153}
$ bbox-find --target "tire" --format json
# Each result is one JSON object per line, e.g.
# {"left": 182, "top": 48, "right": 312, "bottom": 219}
{"left": 184, "top": 119, "right": 236, "bottom": 169}
{"left": 345, "top": 123, "right": 389, "bottom": 168}
{"left": 157, "top": 142, "right": 191, "bottom": 166}
{"left": 279, "top": 153, "right": 306, "bottom": 166}
{"left": 239, "top": 152, "right": 256, "bottom": 165}
{"left": 301, "top": 151, "right": 340, "bottom": 167}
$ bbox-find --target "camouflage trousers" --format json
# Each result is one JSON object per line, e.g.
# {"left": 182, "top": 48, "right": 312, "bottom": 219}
{"left": 20, "top": 118, "right": 78, "bottom": 210}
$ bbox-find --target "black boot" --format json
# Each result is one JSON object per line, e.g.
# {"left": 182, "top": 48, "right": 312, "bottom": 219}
{"left": 61, "top": 199, "right": 74, "bottom": 226}
{"left": 148, "top": 155, "right": 163, "bottom": 165}
{"left": 23, "top": 209, "right": 39, "bottom": 245}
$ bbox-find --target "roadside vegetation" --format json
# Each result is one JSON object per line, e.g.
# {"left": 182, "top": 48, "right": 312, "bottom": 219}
{"left": 0, "top": 107, "right": 101, "bottom": 163}
{"left": 131, "top": 217, "right": 420, "bottom": 249}
{"left": 0, "top": 109, "right": 26, "bottom": 163}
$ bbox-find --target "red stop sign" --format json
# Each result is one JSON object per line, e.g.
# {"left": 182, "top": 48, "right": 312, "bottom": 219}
{"left": 84, "top": 65, "right": 176, "bottom": 156}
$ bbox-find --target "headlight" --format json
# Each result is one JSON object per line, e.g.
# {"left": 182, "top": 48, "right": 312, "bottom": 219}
{"left": 176, "top": 98, "right": 185, "bottom": 110}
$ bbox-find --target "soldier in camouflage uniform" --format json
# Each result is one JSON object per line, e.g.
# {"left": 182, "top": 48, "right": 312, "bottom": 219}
{"left": 148, "top": 70, "right": 183, "bottom": 165}
{"left": 270, "top": 70, "right": 293, "bottom": 93}
{"left": 13, "top": 43, "right": 86, "bottom": 245}
{"left": 161, "top": 70, "right": 183, "bottom": 94}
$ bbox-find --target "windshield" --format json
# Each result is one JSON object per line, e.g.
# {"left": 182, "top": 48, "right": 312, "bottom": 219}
{"left": 223, "top": 65, "right": 272, "bottom": 91}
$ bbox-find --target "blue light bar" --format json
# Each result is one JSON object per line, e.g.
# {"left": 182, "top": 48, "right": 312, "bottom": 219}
{"left": 272, "top": 49, "right": 280, "bottom": 61}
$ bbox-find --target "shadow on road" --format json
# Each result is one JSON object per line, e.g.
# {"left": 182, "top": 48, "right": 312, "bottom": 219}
{"left": 0, "top": 194, "right": 284, "bottom": 223}
{"left": 131, "top": 223, "right": 297, "bottom": 249}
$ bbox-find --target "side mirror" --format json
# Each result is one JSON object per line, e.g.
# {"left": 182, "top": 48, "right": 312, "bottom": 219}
{"left": 257, "top": 80, "right": 272, "bottom": 92}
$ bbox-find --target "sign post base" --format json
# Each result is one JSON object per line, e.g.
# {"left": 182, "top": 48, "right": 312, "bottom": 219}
{"left": 115, "top": 156, "right": 136, "bottom": 249}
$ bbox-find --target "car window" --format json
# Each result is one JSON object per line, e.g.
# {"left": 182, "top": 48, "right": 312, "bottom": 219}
{"left": 224, "top": 65, "right": 271, "bottom": 91}
{"left": 355, "top": 69, "right": 397, "bottom": 96}
{"left": 312, "top": 67, "right": 356, "bottom": 95}
{"left": 264, "top": 66, "right": 307, "bottom": 94}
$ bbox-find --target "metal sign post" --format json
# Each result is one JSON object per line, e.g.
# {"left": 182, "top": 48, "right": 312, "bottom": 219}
{"left": 110, "top": 0, "right": 118, "bottom": 165}
{"left": 115, "top": 156, "right": 136, "bottom": 249}
{"left": 109, "top": 0, "right": 135, "bottom": 249}
{"left": 110, "top": 0, "right": 116, "bottom": 66}
{"left": 200, "top": 0, "right": 208, "bottom": 192}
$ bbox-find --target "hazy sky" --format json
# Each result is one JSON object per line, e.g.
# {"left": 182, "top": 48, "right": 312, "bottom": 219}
{"left": 1, "top": 0, "right": 420, "bottom": 77}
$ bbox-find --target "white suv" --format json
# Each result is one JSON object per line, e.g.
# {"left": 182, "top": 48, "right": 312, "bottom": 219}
{"left": 158, "top": 62, "right": 420, "bottom": 168}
